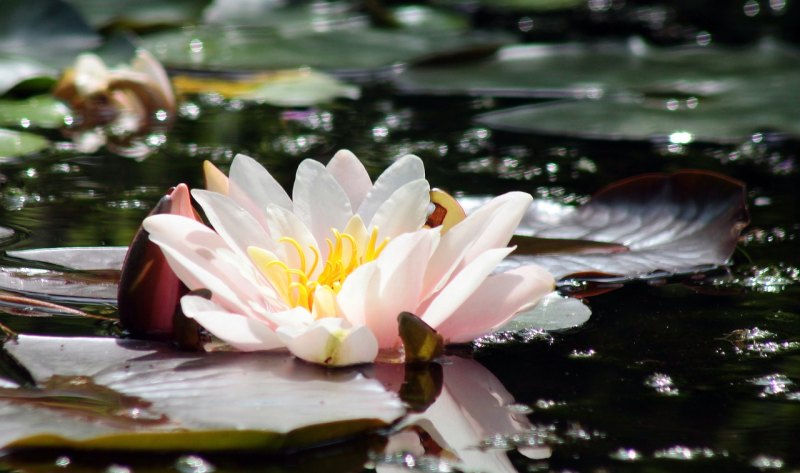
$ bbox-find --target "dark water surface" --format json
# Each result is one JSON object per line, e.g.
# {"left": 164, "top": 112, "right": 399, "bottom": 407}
{"left": 1, "top": 81, "right": 799, "bottom": 473}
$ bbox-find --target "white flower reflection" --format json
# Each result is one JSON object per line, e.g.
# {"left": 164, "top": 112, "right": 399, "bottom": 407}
{"left": 370, "top": 357, "right": 551, "bottom": 473}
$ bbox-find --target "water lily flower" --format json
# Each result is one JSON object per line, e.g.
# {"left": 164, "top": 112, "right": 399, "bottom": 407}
{"left": 142, "top": 151, "right": 554, "bottom": 366}
{"left": 53, "top": 49, "right": 175, "bottom": 159}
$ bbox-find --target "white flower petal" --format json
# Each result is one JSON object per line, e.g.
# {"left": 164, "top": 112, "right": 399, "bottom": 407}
{"left": 326, "top": 149, "right": 372, "bottom": 211}
{"left": 277, "top": 318, "right": 378, "bottom": 366}
{"left": 229, "top": 153, "right": 292, "bottom": 223}
{"left": 357, "top": 154, "right": 425, "bottom": 225}
{"left": 292, "top": 159, "right": 353, "bottom": 258}
{"left": 143, "top": 214, "right": 277, "bottom": 318}
{"left": 422, "top": 192, "right": 533, "bottom": 299}
{"left": 370, "top": 178, "right": 431, "bottom": 241}
{"left": 192, "top": 189, "right": 277, "bottom": 259}
{"left": 336, "top": 262, "right": 380, "bottom": 328}
{"left": 434, "top": 264, "right": 555, "bottom": 343}
{"left": 370, "top": 230, "right": 438, "bottom": 347}
{"left": 421, "top": 246, "right": 514, "bottom": 329}
{"left": 181, "top": 294, "right": 285, "bottom": 351}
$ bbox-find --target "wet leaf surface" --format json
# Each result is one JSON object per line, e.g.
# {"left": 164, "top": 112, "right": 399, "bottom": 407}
{"left": 0, "top": 129, "right": 50, "bottom": 161}
{"left": 0, "top": 335, "right": 405, "bottom": 451}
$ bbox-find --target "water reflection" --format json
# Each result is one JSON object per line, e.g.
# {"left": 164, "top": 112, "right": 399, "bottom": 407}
{"left": 369, "top": 357, "right": 549, "bottom": 473}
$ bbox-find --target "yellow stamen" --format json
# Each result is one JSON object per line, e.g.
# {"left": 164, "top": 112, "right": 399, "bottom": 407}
{"left": 252, "top": 226, "right": 391, "bottom": 317}
{"left": 279, "top": 236, "right": 306, "bottom": 273}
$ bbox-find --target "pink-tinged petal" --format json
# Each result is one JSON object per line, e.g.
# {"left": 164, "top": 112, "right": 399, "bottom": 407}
{"left": 422, "top": 192, "right": 532, "bottom": 299}
{"left": 357, "top": 154, "right": 425, "bottom": 226}
{"left": 263, "top": 204, "right": 319, "bottom": 276}
{"left": 118, "top": 184, "right": 195, "bottom": 340}
{"left": 277, "top": 318, "right": 378, "bottom": 366}
{"left": 228, "top": 153, "right": 292, "bottom": 229}
{"left": 167, "top": 183, "right": 196, "bottom": 219}
{"left": 192, "top": 189, "right": 278, "bottom": 260}
{"left": 369, "top": 230, "right": 439, "bottom": 348}
{"left": 326, "top": 149, "right": 372, "bottom": 211}
{"left": 336, "top": 262, "right": 380, "bottom": 328}
{"left": 143, "top": 214, "right": 277, "bottom": 318}
{"left": 369, "top": 179, "right": 430, "bottom": 241}
{"left": 181, "top": 295, "right": 285, "bottom": 351}
{"left": 421, "top": 246, "right": 514, "bottom": 329}
{"left": 292, "top": 159, "right": 353, "bottom": 259}
{"left": 435, "top": 264, "right": 555, "bottom": 343}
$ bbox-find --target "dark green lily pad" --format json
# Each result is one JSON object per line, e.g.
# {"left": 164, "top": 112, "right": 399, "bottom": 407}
{"left": 0, "top": 129, "right": 49, "bottom": 161}
{"left": 0, "top": 335, "right": 405, "bottom": 451}
{"left": 140, "top": 25, "right": 509, "bottom": 77}
{"left": 0, "top": 96, "right": 70, "bottom": 130}
{"left": 475, "top": 94, "right": 800, "bottom": 143}
{"left": 396, "top": 40, "right": 800, "bottom": 99}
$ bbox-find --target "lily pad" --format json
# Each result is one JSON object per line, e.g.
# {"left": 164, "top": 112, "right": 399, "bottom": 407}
{"left": 0, "top": 95, "right": 70, "bottom": 129}
{"left": 434, "top": 0, "right": 585, "bottom": 13}
{"left": 497, "top": 170, "right": 749, "bottom": 281}
{"left": 140, "top": 25, "right": 509, "bottom": 77}
{"left": 0, "top": 335, "right": 405, "bottom": 451}
{"left": 65, "top": 0, "right": 209, "bottom": 29}
{"left": 0, "top": 129, "right": 49, "bottom": 161}
{"left": 474, "top": 95, "right": 800, "bottom": 144}
{"left": 499, "top": 291, "right": 592, "bottom": 332}
{"left": 172, "top": 69, "right": 360, "bottom": 106}
{"left": 396, "top": 39, "right": 800, "bottom": 100}
{"left": 0, "top": 247, "right": 126, "bottom": 302}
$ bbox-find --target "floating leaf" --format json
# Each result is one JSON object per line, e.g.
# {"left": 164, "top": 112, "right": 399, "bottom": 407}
{"left": 66, "top": 0, "right": 209, "bottom": 29}
{"left": 0, "top": 335, "right": 405, "bottom": 451}
{"left": 0, "top": 247, "right": 126, "bottom": 303}
{"left": 0, "top": 95, "right": 70, "bottom": 129}
{"left": 396, "top": 39, "right": 800, "bottom": 106}
{"left": 0, "top": 57, "right": 55, "bottom": 97}
{"left": 172, "top": 69, "right": 360, "bottom": 106}
{"left": 475, "top": 95, "right": 800, "bottom": 143}
{"left": 141, "top": 25, "right": 509, "bottom": 77}
{"left": 498, "top": 291, "right": 591, "bottom": 332}
{"left": 434, "top": 0, "right": 585, "bottom": 13}
{"left": 491, "top": 170, "right": 749, "bottom": 281}
{"left": 0, "top": 129, "right": 49, "bottom": 161}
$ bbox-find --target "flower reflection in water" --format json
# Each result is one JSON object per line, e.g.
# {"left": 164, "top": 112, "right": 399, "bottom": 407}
{"left": 370, "top": 357, "right": 550, "bottom": 473}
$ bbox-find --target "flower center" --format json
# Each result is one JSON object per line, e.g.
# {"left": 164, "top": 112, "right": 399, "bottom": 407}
{"left": 252, "top": 227, "right": 389, "bottom": 314}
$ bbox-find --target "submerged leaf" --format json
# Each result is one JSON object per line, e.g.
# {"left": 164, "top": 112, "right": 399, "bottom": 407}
{"left": 0, "top": 335, "right": 405, "bottom": 451}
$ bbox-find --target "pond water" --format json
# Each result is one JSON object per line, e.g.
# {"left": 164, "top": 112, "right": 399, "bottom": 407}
{"left": 2, "top": 2, "right": 800, "bottom": 473}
